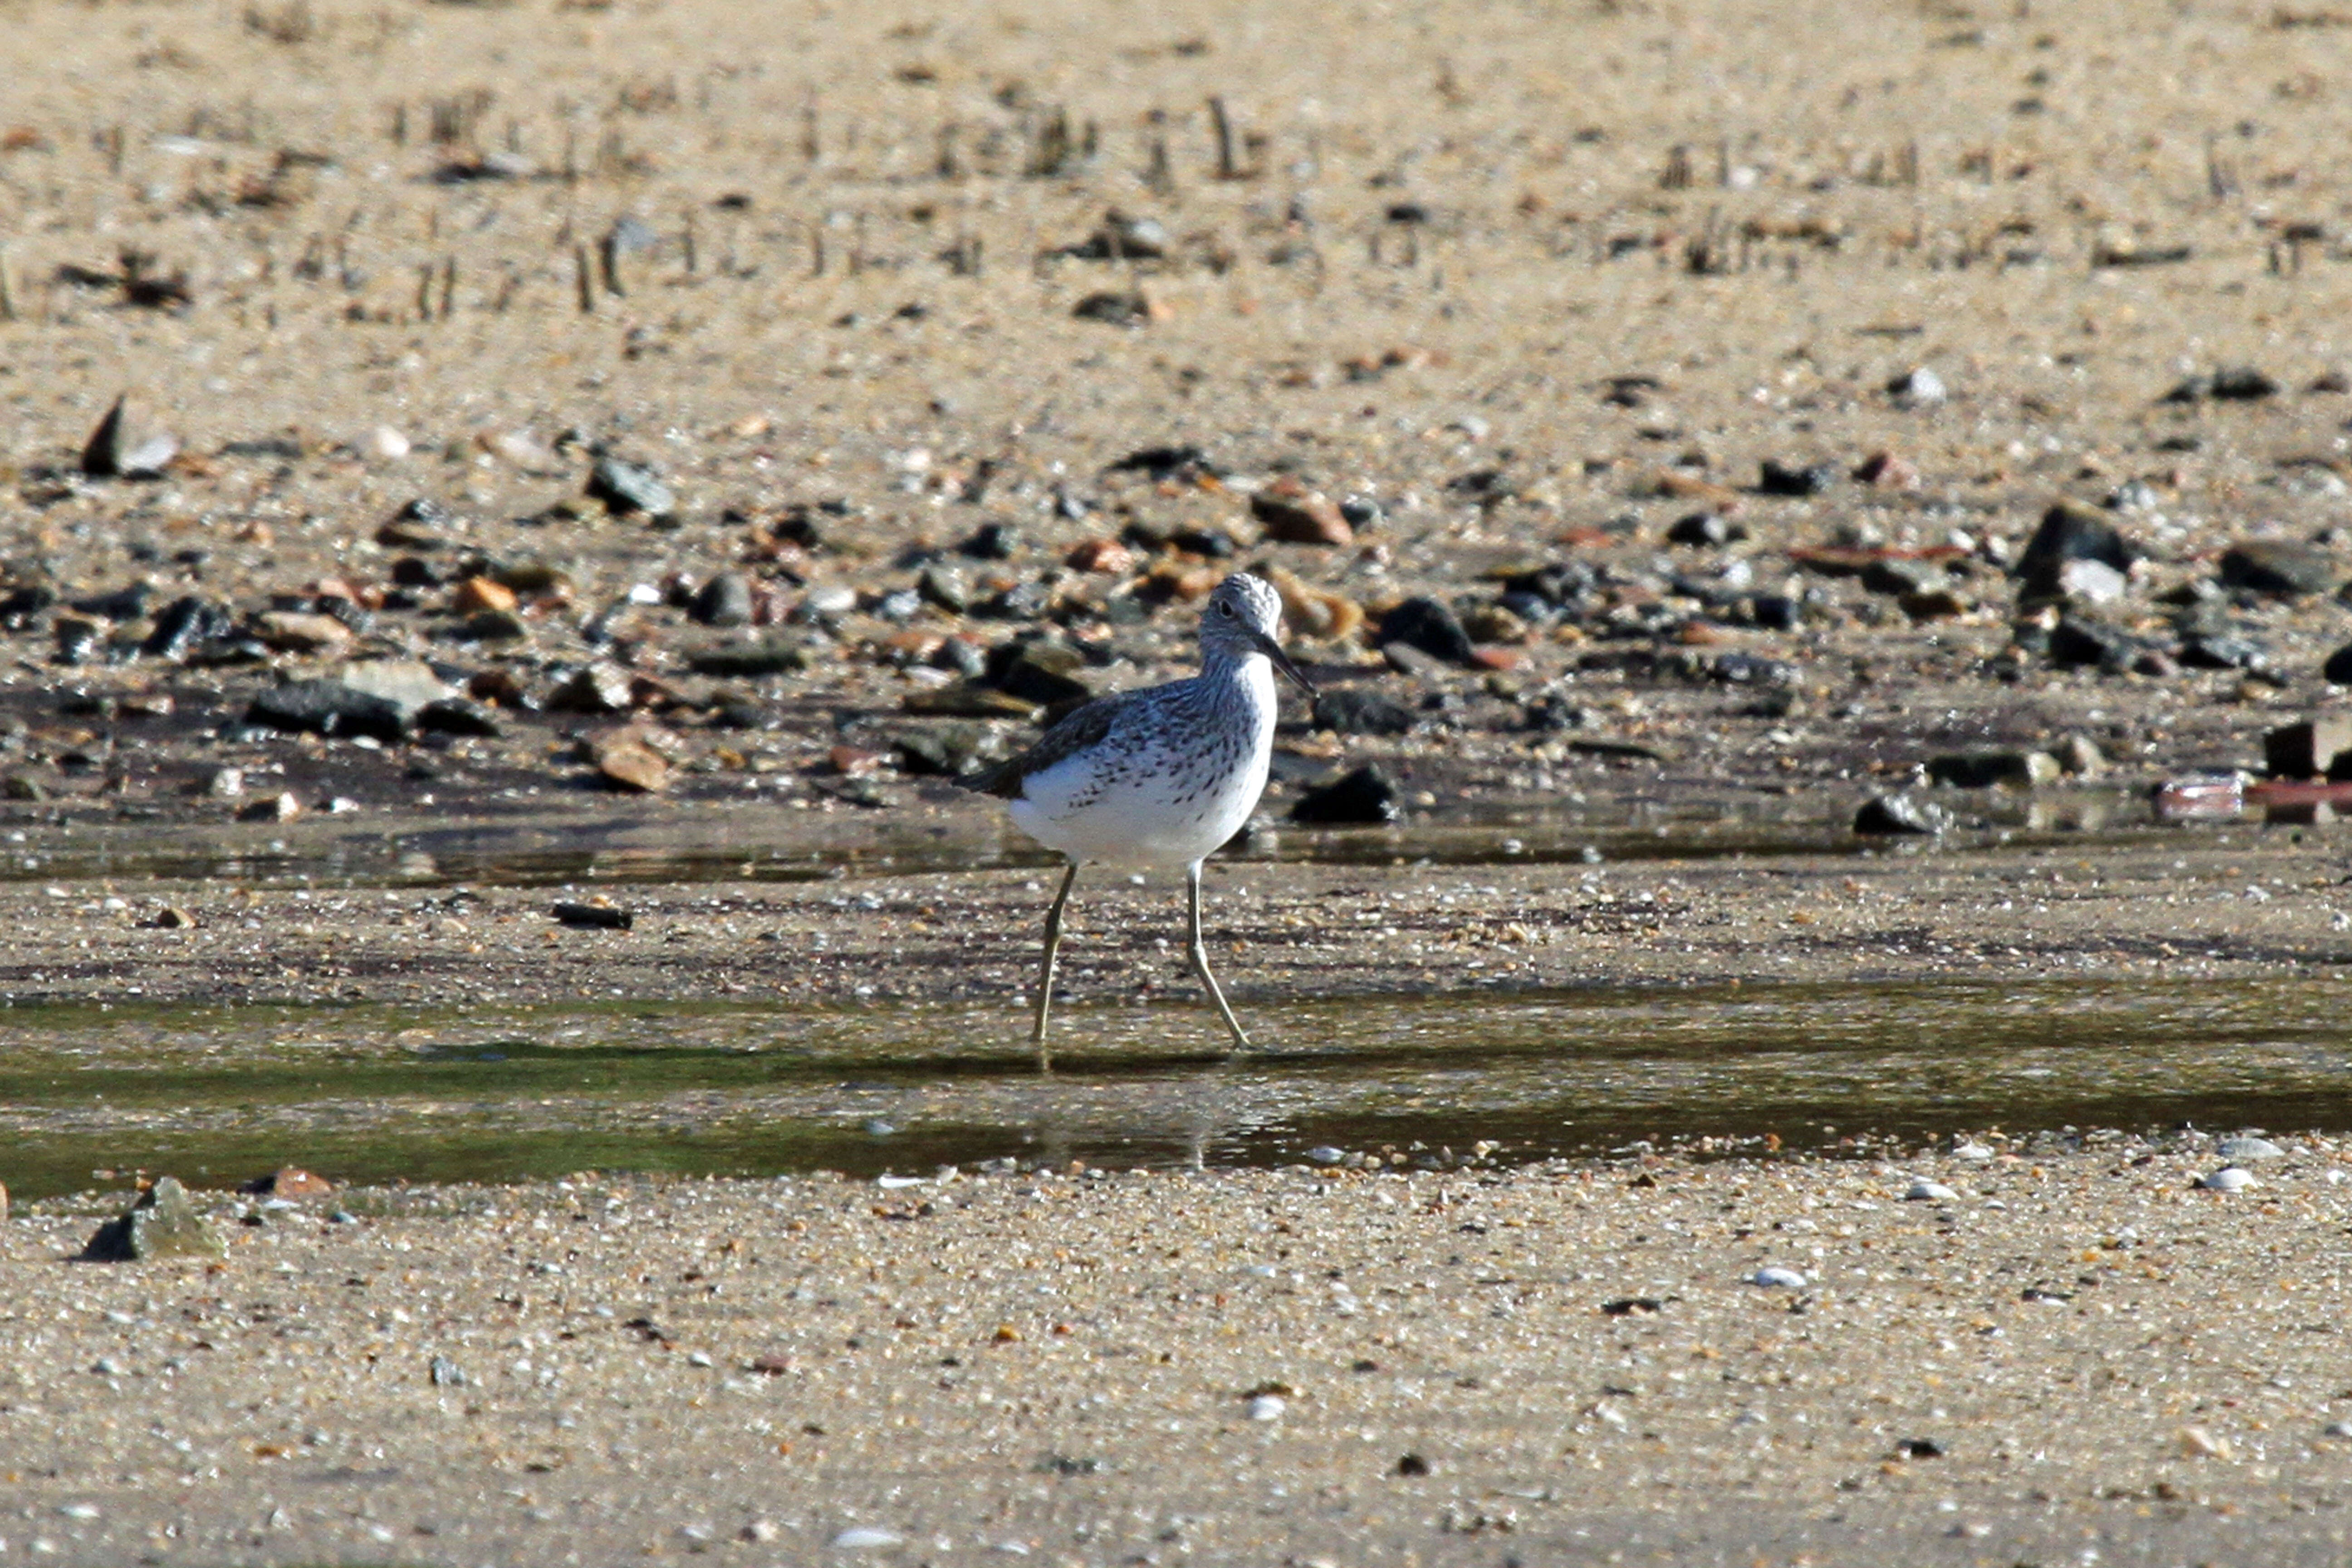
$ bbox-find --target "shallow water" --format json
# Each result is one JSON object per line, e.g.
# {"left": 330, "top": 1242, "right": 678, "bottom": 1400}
{"left": 0, "top": 783, "right": 2198, "bottom": 892}
{"left": 5, "top": 977, "right": 2346, "bottom": 1200}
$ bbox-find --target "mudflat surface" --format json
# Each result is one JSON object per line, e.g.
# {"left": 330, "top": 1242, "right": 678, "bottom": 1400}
{"left": 10, "top": 1149, "right": 2352, "bottom": 1568}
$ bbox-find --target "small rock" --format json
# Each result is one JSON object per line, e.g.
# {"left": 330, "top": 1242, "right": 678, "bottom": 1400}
{"left": 429, "top": 1355, "right": 467, "bottom": 1387}
{"left": 1250, "top": 477, "right": 1353, "bottom": 546}
{"left": 1757, "top": 458, "right": 1838, "bottom": 497}
{"left": 2216, "top": 1135, "right": 2285, "bottom": 1161}
{"left": 143, "top": 596, "right": 235, "bottom": 661}
{"left": 237, "top": 792, "right": 303, "bottom": 823}
{"left": 2055, "top": 557, "right": 2130, "bottom": 606}
{"left": 831, "top": 1527, "right": 904, "bottom": 1549}
{"left": 1075, "top": 210, "right": 1168, "bottom": 260}
{"left": 1246, "top": 1394, "right": 1287, "bottom": 1421}
{"left": 1305, "top": 1146, "right": 1346, "bottom": 1165}
{"left": 917, "top": 564, "right": 971, "bottom": 612}
{"left": 1888, "top": 366, "right": 1947, "bottom": 407}
{"left": 452, "top": 576, "right": 519, "bottom": 616}
{"left": 1311, "top": 687, "right": 1416, "bottom": 736}
{"left": 253, "top": 610, "right": 356, "bottom": 655}
{"left": 691, "top": 572, "right": 756, "bottom": 628}
{"left": 1860, "top": 558, "right": 1948, "bottom": 598}
{"left": 1376, "top": 596, "right": 1476, "bottom": 666}
{"left": 80, "top": 394, "right": 179, "bottom": 479}
{"left": 2220, "top": 540, "right": 2337, "bottom": 598}
{"left": 548, "top": 662, "right": 638, "bottom": 715}
{"left": 247, "top": 661, "right": 456, "bottom": 740}
{"left": 364, "top": 425, "right": 411, "bottom": 461}
{"left": 688, "top": 638, "right": 813, "bottom": 678}
{"left": 81, "top": 1176, "right": 225, "bottom": 1262}
{"left": 1291, "top": 764, "right": 1400, "bottom": 825}
{"left": 2323, "top": 642, "right": 2352, "bottom": 685}
{"left": 2047, "top": 615, "right": 2141, "bottom": 672}
{"left": 893, "top": 725, "right": 1000, "bottom": 778}
{"left": 593, "top": 730, "right": 671, "bottom": 793}
{"left": 240, "top": 1167, "right": 334, "bottom": 1199}
{"left": 2176, "top": 1425, "right": 2234, "bottom": 1459}
{"left": 2017, "top": 501, "right": 2137, "bottom": 601}
{"left": 1924, "top": 750, "right": 2061, "bottom": 789}
{"left": 554, "top": 902, "right": 634, "bottom": 930}
{"left": 2197, "top": 1166, "right": 2256, "bottom": 1192}
{"left": 586, "top": 454, "right": 676, "bottom": 519}
{"left": 988, "top": 640, "right": 1093, "bottom": 706}
{"left": 2264, "top": 717, "right": 2352, "bottom": 781}
{"left": 1750, "top": 1266, "right": 1808, "bottom": 1288}
{"left": 1854, "top": 793, "right": 1951, "bottom": 835}
{"left": 2054, "top": 735, "right": 2107, "bottom": 777}
{"left": 1905, "top": 1180, "right": 1960, "bottom": 1202}
{"left": 1666, "top": 512, "right": 1744, "bottom": 547}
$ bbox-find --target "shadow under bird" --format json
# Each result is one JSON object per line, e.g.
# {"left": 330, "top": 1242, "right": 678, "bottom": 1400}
{"left": 960, "top": 572, "right": 1317, "bottom": 1064}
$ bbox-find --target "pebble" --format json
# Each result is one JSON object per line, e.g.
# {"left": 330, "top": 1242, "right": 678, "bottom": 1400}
{"left": 2197, "top": 1166, "right": 2256, "bottom": 1192}
{"left": 2216, "top": 1136, "right": 2285, "bottom": 1161}
{"left": 1310, "top": 687, "right": 1416, "bottom": 737}
{"left": 248, "top": 660, "right": 455, "bottom": 741}
{"left": 1250, "top": 477, "right": 1353, "bottom": 546}
{"left": 1853, "top": 793, "right": 1951, "bottom": 836}
{"left": 2017, "top": 501, "right": 2136, "bottom": 602}
{"left": 1290, "top": 764, "right": 1401, "bottom": 825}
{"left": 2176, "top": 1424, "right": 2233, "bottom": 1459}
{"left": 1756, "top": 458, "right": 1838, "bottom": 497}
{"left": 1905, "top": 1180, "right": 1960, "bottom": 1202}
{"left": 1887, "top": 366, "right": 1947, "bottom": 407}
{"left": 81, "top": 1176, "right": 225, "bottom": 1262}
{"left": 587, "top": 454, "right": 676, "bottom": 519}
{"left": 429, "top": 1355, "right": 466, "bottom": 1387}
{"left": 593, "top": 730, "right": 672, "bottom": 794}
{"left": 691, "top": 572, "right": 756, "bottom": 628}
{"left": 1750, "top": 1266, "right": 1808, "bottom": 1289}
{"left": 1376, "top": 596, "right": 1477, "bottom": 666}
{"left": 831, "top": 1526, "right": 904, "bottom": 1548}
{"left": 1305, "top": 1147, "right": 1347, "bottom": 1165}
{"left": 2323, "top": 641, "right": 2352, "bottom": 685}
{"left": 2326, "top": 1421, "right": 2352, "bottom": 1440}
{"left": 79, "top": 394, "right": 178, "bottom": 479}
{"left": 1246, "top": 1394, "right": 1288, "bottom": 1421}
{"left": 2218, "top": 540, "right": 2338, "bottom": 598}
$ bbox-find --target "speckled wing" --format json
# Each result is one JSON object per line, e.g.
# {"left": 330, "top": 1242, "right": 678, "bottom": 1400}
{"left": 958, "top": 689, "right": 1147, "bottom": 800}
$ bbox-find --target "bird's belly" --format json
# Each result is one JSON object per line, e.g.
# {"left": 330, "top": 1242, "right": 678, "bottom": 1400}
{"left": 1009, "top": 752, "right": 1268, "bottom": 867}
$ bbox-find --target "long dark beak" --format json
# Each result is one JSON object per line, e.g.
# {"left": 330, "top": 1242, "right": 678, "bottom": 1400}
{"left": 1249, "top": 627, "right": 1317, "bottom": 697}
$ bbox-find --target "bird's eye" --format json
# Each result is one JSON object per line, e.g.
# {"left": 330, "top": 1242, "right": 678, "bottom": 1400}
{"left": 1217, "top": 601, "right": 1235, "bottom": 616}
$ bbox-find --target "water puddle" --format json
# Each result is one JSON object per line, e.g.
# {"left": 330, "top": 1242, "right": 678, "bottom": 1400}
{"left": 0, "top": 783, "right": 2231, "bottom": 891}
{"left": 4, "top": 978, "right": 2346, "bottom": 1200}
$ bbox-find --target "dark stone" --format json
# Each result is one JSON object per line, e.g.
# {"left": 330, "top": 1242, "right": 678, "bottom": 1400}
{"left": 2162, "top": 366, "right": 2278, "bottom": 402}
{"left": 893, "top": 724, "right": 1000, "bottom": 777}
{"left": 2017, "top": 501, "right": 2136, "bottom": 600}
{"left": 81, "top": 1176, "right": 225, "bottom": 1262}
{"left": 79, "top": 395, "right": 178, "bottom": 479}
{"left": 1666, "top": 512, "right": 1745, "bottom": 547}
{"left": 73, "top": 583, "right": 151, "bottom": 620}
{"left": 1748, "top": 594, "right": 1803, "bottom": 631}
{"left": 1925, "top": 751, "right": 2060, "bottom": 789}
{"left": 142, "top": 596, "right": 234, "bottom": 661}
{"left": 416, "top": 698, "right": 504, "bottom": 738}
{"left": 1290, "top": 764, "right": 1401, "bottom": 825}
{"left": 686, "top": 639, "right": 812, "bottom": 677}
{"left": 2264, "top": 718, "right": 2352, "bottom": 781}
{"left": 987, "top": 639, "right": 1092, "bottom": 706}
{"left": 873, "top": 587, "right": 922, "bottom": 622}
{"left": 2047, "top": 616, "right": 2140, "bottom": 672}
{"left": 1710, "top": 652, "right": 1796, "bottom": 686}
{"left": 248, "top": 681, "right": 410, "bottom": 741}
{"left": 1854, "top": 793, "right": 1952, "bottom": 836}
{"left": 390, "top": 556, "right": 442, "bottom": 588}
{"left": 960, "top": 522, "right": 1021, "bottom": 560}
{"left": 0, "top": 585, "right": 56, "bottom": 628}
{"left": 1376, "top": 596, "right": 1477, "bottom": 666}
{"left": 2323, "top": 642, "right": 2352, "bottom": 685}
{"left": 1104, "top": 445, "right": 1214, "bottom": 481}
{"left": 1170, "top": 525, "right": 1238, "bottom": 558}
{"left": 691, "top": 571, "right": 755, "bottom": 628}
{"left": 586, "top": 455, "right": 676, "bottom": 518}
{"left": 979, "top": 580, "right": 1054, "bottom": 621}
{"left": 1757, "top": 459, "right": 1838, "bottom": 497}
{"left": 917, "top": 564, "right": 970, "bottom": 613}
{"left": 2177, "top": 632, "right": 2274, "bottom": 673}
{"left": 1499, "top": 560, "right": 1598, "bottom": 610}
{"left": 1861, "top": 559, "right": 1948, "bottom": 597}
{"left": 2217, "top": 540, "right": 2337, "bottom": 598}
{"left": 1311, "top": 687, "right": 1417, "bottom": 736}
{"left": 553, "top": 901, "right": 633, "bottom": 930}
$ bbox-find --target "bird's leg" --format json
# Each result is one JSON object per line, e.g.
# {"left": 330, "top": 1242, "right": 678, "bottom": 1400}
{"left": 1031, "top": 860, "right": 1080, "bottom": 1070}
{"left": 1185, "top": 860, "right": 1251, "bottom": 1052}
